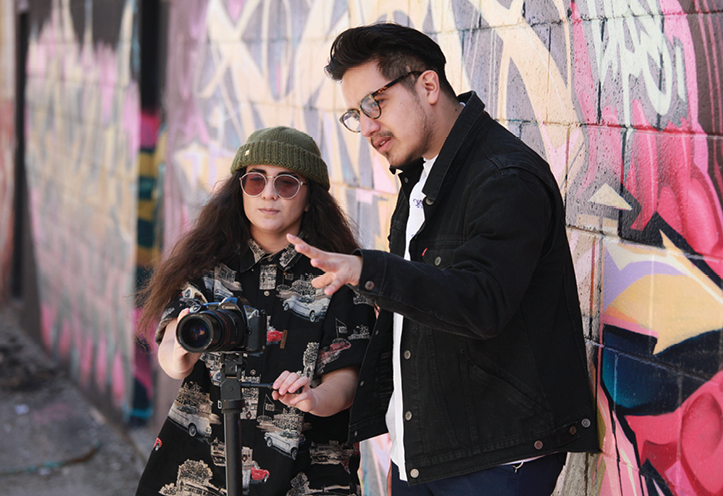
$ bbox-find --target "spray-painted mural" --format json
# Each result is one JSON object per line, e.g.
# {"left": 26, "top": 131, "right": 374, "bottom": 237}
{"left": 0, "top": 1, "right": 15, "bottom": 299}
{"left": 162, "top": 1, "right": 722, "bottom": 495}
{"left": 22, "top": 0, "right": 140, "bottom": 418}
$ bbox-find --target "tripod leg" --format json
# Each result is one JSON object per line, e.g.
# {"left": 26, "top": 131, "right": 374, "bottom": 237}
{"left": 223, "top": 406, "right": 243, "bottom": 496}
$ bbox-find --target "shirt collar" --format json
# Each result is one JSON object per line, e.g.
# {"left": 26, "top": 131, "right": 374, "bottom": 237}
{"left": 239, "top": 236, "right": 304, "bottom": 272}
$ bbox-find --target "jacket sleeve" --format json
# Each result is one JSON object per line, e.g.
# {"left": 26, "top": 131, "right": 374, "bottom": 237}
{"left": 356, "top": 169, "right": 555, "bottom": 340}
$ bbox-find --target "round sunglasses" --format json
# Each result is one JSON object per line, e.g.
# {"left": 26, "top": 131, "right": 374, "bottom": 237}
{"left": 240, "top": 172, "right": 306, "bottom": 199}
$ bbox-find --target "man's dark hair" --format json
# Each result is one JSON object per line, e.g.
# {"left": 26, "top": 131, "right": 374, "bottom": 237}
{"left": 325, "top": 23, "right": 456, "bottom": 98}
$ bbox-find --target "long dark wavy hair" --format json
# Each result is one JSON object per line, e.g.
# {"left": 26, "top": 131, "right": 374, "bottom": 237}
{"left": 136, "top": 168, "right": 359, "bottom": 341}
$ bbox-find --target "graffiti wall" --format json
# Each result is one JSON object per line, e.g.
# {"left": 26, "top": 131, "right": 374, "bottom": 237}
{"left": 161, "top": 1, "right": 722, "bottom": 495}
{"left": 22, "top": 0, "right": 140, "bottom": 418}
{"left": 0, "top": 1, "right": 15, "bottom": 299}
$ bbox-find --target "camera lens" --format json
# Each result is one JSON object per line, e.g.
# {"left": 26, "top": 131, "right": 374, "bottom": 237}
{"left": 177, "top": 309, "right": 249, "bottom": 353}
{"left": 179, "top": 319, "right": 213, "bottom": 350}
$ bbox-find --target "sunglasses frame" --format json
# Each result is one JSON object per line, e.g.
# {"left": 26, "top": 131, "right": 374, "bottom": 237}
{"left": 240, "top": 171, "right": 306, "bottom": 199}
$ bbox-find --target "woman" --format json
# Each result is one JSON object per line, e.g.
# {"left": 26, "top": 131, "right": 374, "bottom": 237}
{"left": 135, "top": 127, "right": 374, "bottom": 496}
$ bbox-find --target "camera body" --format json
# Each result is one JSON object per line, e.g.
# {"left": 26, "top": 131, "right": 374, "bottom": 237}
{"left": 176, "top": 297, "right": 266, "bottom": 353}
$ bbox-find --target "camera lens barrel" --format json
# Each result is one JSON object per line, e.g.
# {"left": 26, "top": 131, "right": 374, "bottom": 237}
{"left": 177, "top": 309, "right": 249, "bottom": 353}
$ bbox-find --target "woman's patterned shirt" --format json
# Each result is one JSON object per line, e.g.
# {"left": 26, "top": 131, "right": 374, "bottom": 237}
{"left": 136, "top": 241, "right": 375, "bottom": 496}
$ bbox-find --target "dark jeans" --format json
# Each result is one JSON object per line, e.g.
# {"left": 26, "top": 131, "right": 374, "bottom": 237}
{"left": 390, "top": 453, "right": 566, "bottom": 496}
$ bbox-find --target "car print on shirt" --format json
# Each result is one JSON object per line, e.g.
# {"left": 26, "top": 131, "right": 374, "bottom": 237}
{"left": 209, "top": 442, "right": 270, "bottom": 488}
{"left": 167, "top": 382, "right": 221, "bottom": 439}
{"left": 264, "top": 430, "right": 305, "bottom": 460}
{"left": 277, "top": 275, "right": 330, "bottom": 322}
{"left": 159, "top": 459, "right": 223, "bottom": 496}
{"left": 260, "top": 407, "right": 305, "bottom": 460}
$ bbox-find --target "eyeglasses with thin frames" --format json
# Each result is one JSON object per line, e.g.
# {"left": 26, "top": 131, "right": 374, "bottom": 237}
{"left": 240, "top": 172, "right": 306, "bottom": 199}
{"left": 339, "top": 71, "right": 423, "bottom": 133}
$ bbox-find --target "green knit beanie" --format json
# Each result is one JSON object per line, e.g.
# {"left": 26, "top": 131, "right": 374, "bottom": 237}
{"left": 230, "top": 126, "right": 330, "bottom": 190}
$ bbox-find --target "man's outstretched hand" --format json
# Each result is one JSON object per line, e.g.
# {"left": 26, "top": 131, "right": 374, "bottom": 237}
{"left": 287, "top": 233, "right": 363, "bottom": 295}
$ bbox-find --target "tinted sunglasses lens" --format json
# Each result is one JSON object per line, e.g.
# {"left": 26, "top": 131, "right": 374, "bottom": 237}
{"left": 274, "top": 175, "right": 300, "bottom": 199}
{"left": 242, "top": 173, "right": 266, "bottom": 196}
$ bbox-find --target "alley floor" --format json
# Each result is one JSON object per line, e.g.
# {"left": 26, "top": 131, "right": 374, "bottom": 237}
{"left": 0, "top": 305, "right": 153, "bottom": 496}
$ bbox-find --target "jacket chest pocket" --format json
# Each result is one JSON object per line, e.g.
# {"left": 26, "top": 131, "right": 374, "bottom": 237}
{"left": 420, "top": 247, "right": 456, "bottom": 269}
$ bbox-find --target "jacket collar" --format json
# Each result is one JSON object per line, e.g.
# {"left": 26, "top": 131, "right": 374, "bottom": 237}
{"left": 394, "top": 92, "right": 487, "bottom": 202}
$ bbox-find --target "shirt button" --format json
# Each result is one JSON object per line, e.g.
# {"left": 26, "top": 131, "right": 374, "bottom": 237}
{"left": 405, "top": 411, "right": 412, "bottom": 421}
{"left": 581, "top": 418, "right": 591, "bottom": 428}
{"left": 249, "top": 370, "right": 257, "bottom": 376}
{"left": 359, "top": 381, "right": 364, "bottom": 387}
{"left": 534, "top": 440, "right": 543, "bottom": 450}
{"left": 569, "top": 426, "right": 577, "bottom": 435}
{"left": 364, "top": 281, "right": 375, "bottom": 291}
{"left": 404, "top": 177, "right": 409, "bottom": 183}
{"left": 264, "top": 290, "right": 270, "bottom": 296}
{"left": 410, "top": 469, "right": 419, "bottom": 479}
{"left": 403, "top": 350, "right": 411, "bottom": 359}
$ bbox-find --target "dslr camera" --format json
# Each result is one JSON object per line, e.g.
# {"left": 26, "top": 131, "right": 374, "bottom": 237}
{"left": 176, "top": 297, "right": 266, "bottom": 353}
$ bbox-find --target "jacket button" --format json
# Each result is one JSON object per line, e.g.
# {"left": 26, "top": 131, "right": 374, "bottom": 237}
{"left": 569, "top": 426, "right": 577, "bottom": 435}
{"left": 581, "top": 418, "right": 591, "bottom": 428}
{"left": 264, "top": 291, "right": 270, "bottom": 296}
{"left": 403, "top": 350, "right": 411, "bottom": 359}
{"left": 425, "top": 197, "right": 433, "bottom": 205}
{"left": 405, "top": 411, "right": 412, "bottom": 421}
{"left": 434, "top": 257, "right": 442, "bottom": 266}
{"left": 364, "top": 281, "right": 375, "bottom": 291}
{"left": 410, "top": 469, "right": 419, "bottom": 478}
{"left": 534, "top": 440, "right": 543, "bottom": 450}
{"left": 359, "top": 381, "right": 364, "bottom": 387}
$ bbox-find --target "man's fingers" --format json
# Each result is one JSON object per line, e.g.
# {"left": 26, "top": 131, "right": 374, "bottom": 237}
{"left": 287, "top": 233, "right": 325, "bottom": 259}
{"left": 287, "top": 233, "right": 362, "bottom": 295}
{"left": 311, "top": 272, "right": 336, "bottom": 289}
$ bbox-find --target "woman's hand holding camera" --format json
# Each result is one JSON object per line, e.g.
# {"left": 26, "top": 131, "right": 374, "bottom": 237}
{"left": 158, "top": 308, "right": 202, "bottom": 380}
{"left": 273, "top": 366, "right": 359, "bottom": 417}
{"left": 272, "top": 371, "right": 316, "bottom": 412}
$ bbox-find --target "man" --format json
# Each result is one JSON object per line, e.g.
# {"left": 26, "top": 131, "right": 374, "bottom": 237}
{"left": 288, "top": 22, "right": 599, "bottom": 495}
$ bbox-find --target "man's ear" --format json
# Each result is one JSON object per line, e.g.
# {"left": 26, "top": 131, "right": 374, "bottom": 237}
{"left": 419, "top": 70, "right": 441, "bottom": 105}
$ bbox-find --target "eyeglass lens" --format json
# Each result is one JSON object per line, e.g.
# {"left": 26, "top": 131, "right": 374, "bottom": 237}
{"left": 339, "top": 71, "right": 422, "bottom": 133}
{"left": 241, "top": 173, "right": 302, "bottom": 199}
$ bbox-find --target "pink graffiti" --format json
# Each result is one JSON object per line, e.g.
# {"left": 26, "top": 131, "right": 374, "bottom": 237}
{"left": 571, "top": 3, "right": 723, "bottom": 276}
{"left": 79, "top": 333, "right": 94, "bottom": 390}
{"left": 112, "top": 349, "right": 126, "bottom": 409}
{"left": 627, "top": 370, "right": 723, "bottom": 496}
{"left": 95, "top": 336, "right": 107, "bottom": 392}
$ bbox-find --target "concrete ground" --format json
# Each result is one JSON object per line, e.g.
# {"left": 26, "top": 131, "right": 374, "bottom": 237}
{"left": 0, "top": 306, "right": 155, "bottom": 496}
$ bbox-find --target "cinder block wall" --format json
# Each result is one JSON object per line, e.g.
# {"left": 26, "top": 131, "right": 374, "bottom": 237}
{"left": 1, "top": 1, "right": 721, "bottom": 495}
{"left": 20, "top": 0, "right": 140, "bottom": 421}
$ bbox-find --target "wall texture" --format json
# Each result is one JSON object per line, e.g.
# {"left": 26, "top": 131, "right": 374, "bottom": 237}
{"left": 0, "top": 0, "right": 721, "bottom": 495}
{"left": 21, "top": 0, "right": 140, "bottom": 418}
{"left": 0, "top": 1, "right": 15, "bottom": 298}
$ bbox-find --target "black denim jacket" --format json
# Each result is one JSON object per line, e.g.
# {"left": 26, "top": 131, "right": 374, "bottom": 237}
{"left": 349, "top": 92, "right": 599, "bottom": 484}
